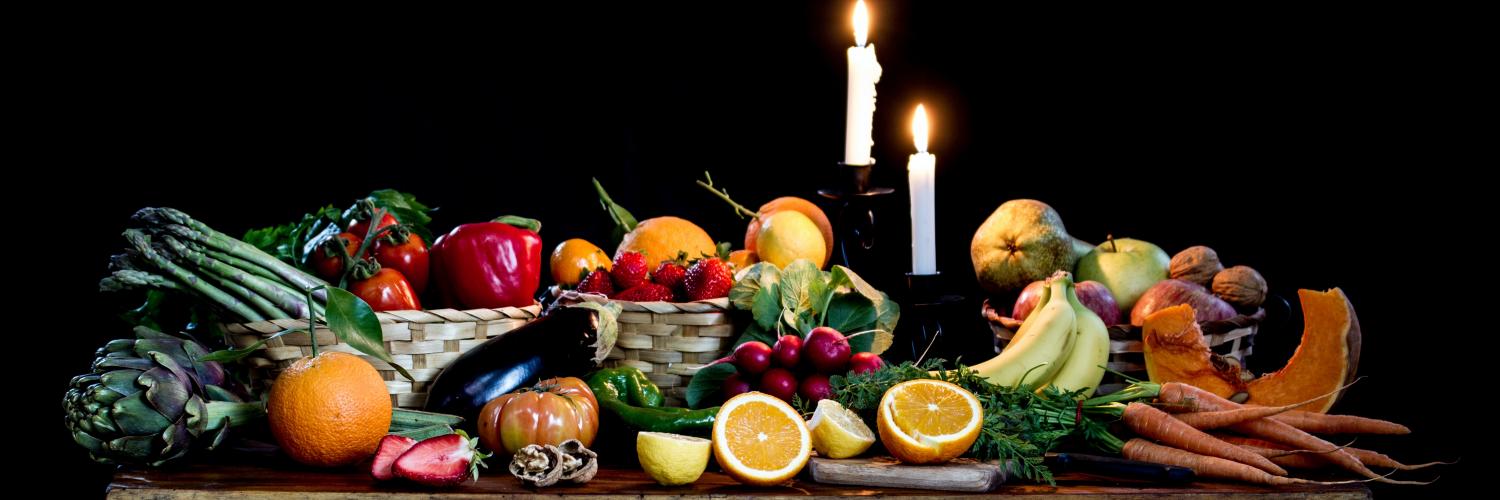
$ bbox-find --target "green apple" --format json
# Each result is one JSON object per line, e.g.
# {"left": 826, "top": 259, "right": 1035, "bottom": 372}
{"left": 1075, "top": 237, "right": 1170, "bottom": 312}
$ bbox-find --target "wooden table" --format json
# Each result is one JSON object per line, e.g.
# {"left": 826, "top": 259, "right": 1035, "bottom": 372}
{"left": 108, "top": 460, "right": 1371, "bottom": 499}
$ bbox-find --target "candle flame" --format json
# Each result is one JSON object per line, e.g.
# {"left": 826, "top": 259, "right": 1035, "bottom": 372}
{"left": 853, "top": 1, "right": 869, "bottom": 47}
{"left": 913, "top": 104, "right": 929, "bottom": 153}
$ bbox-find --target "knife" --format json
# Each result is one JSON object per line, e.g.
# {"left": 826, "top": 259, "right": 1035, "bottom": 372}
{"left": 1044, "top": 452, "right": 1196, "bottom": 483}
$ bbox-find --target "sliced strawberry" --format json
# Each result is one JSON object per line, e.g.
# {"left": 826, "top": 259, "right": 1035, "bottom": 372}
{"left": 370, "top": 434, "right": 418, "bottom": 481}
{"left": 393, "top": 430, "right": 491, "bottom": 487}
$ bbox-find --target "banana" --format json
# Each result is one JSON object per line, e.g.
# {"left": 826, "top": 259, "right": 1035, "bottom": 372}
{"left": 1044, "top": 279, "right": 1112, "bottom": 397}
{"left": 971, "top": 274, "right": 1077, "bottom": 388}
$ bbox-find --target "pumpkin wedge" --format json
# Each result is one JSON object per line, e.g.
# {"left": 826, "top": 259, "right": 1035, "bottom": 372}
{"left": 1142, "top": 304, "right": 1247, "bottom": 400}
{"left": 1142, "top": 289, "right": 1362, "bottom": 414}
{"left": 1244, "top": 288, "right": 1361, "bottom": 413}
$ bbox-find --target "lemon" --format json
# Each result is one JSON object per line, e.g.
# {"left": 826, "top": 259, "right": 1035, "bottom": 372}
{"left": 808, "top": 399, "right": 876, "bottom": 459}
{"left": 637, "top": 432, "right": 712, "bottom": 486}
{"left": 755, "top": 211, "right": 827, "bottom": 269}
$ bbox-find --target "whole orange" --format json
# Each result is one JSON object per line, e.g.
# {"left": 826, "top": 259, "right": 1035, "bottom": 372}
{"left": 550, "top": 238, "right": 611, "bottom": 286}
{"left": 743, "top": 197, "right": 833, "bottom": 264}
{"left": 616, "top": 216, "right": 717, "bottom": 263}
{"left": 267, "top": 351, "right": 392, "bottom": 467}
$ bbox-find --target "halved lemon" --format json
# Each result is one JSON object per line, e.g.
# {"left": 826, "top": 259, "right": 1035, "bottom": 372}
{"left": 808, "top": 399, "right": 875, "bottom": 459}
{"left": 711, "top": 392, "right": 812, "bottom": 486}
{"left": 875, "top": 379, "right": 983, "bottom": 464}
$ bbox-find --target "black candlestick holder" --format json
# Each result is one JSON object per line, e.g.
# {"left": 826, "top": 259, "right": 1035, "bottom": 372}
{"left": 818, "top": 162, "right": 894, "bottom": 278}
{"left": 886, "top": 272, "right": 971, "bottom": 364}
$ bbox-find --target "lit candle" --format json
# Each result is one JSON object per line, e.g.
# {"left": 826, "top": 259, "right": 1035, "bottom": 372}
{"left": 844, "top": 0, "right": 882, "bottom": 166}
{"left": 908, "top": 104, "right": 936, "bottom": 275}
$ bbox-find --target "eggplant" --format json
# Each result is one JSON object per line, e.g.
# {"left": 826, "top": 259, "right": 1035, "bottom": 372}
{"left": 424, "top": 304, "right": 618, "bottom": 424}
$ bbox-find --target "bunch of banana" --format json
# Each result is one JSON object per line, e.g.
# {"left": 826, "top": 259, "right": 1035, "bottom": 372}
{"left": 970, "top": 272, "right": 1112, "bottom": 396}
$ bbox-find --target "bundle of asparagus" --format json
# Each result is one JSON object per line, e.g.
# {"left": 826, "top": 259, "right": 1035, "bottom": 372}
{"left": 101, "top": 207, "right": 330, "bottom": 322}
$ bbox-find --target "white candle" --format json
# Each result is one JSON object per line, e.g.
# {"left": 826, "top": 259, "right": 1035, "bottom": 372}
{"left": 908, "top": 104, "right": 937, "bottom": 275}
{"left": 844, "top": 0, "right": 882, "bottom": 166}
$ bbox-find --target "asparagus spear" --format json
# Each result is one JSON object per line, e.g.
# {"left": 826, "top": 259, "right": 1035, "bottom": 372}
{"left": 132, "top": 208, "right": 329, "bottom": 299}
{"left": 200, "top": 247, "right": 286, "bottom": 285}
{"left": 122, "top": 229, "right": 265, "bottom": 322}
{"left": 159, "top": 236, "right": 311, "bottom": 318}
{"left": 99, "top": 269, "right": 183, "bottom": 293}
{"left": 187, "top": 261, "right": 288, "bottom": 319}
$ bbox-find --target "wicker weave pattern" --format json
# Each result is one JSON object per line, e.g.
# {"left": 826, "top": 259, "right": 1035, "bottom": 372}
{"left": 557, "top": 292, "right": 737, "bottom": 407}
{"left": 226, "top": 305, "right": 541, "bottom": 409}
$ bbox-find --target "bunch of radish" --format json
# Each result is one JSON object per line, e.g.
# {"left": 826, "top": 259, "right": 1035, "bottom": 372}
{"left": 716, "top": 327, "right": 885, "bottom": 404}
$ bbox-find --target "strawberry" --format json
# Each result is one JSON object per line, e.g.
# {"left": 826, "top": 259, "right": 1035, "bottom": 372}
{"left": 684, "top": 258, "right": 734, "bottom": 301}
{"left": 610, "top": 251, "right": 651, "bottom": 290}
{"left": 576, "top": 268, "right": 614, "bottom": 297}
{"left": 370, "top": 434, "right": 418, "bottom": 481}
{"left": 393, "top": 430, "right": 491, "bottom": 487}
{"left": 614, "top": 283, "right": 675, "bottom": 302}
{"left": 652, "top": 260, "right": 687, "bottom": 295}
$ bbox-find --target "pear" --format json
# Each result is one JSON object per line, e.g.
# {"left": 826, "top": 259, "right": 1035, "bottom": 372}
{"left": 970, "top": 199, "right": 1089, "bottom": 294}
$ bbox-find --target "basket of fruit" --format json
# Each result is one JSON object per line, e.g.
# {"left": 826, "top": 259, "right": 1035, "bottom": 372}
{"left": 101, "top": 192, "right": 557, "bottom": 409}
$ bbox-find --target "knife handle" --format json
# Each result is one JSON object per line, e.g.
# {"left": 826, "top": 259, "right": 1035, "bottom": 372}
{"left": 1052, "top": 453, "right": 1196, "bottom": 483}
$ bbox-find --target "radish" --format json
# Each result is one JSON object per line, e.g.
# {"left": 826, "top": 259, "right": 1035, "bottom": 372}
{"left": 759, "top": 368, "right": 798, "bottom": 402}
{"left": 772, "top": 335, "right": 802, "bottom": 369}
{"left": 849, "top": 352, "right": 885, "bottom": 374}
{"left": 704, "top": 341, "right": 773, "bottom": 374}
{"left": 798, "top": 373, "right": 833, "bottom": 403}
{"left": 803, "top": 327, "right": 851, "bottom": 373}
{"left": 722, "top": 371, "right": 752, "bottom": 399}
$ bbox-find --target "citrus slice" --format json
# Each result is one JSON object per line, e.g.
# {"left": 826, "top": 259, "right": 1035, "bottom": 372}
{"left": 711, "top": 392, "right": 812, "bottom": 486}
{"left": 875, "top": 379, "right": 983, "bottom": 464}
{"left": 808, "top": 399, "right": 876, "bottom": 459}
{"left": 637, "top": 432, "right": 712, "bottom": 486}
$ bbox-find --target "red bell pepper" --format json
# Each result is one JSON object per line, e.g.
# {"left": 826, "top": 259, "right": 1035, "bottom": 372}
{"left": 429, "top": 216, "right": 542, "bottom": 309}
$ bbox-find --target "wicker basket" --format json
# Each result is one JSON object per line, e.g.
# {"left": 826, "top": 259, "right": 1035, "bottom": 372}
{"left": 982, "top": 300, "right": 1261, "bottom": 395}
{"left": 559, "top": 291, "right": 738, "bottom": 407}
{"left": 226, "top": 304, "right": 541, "bottom": 409}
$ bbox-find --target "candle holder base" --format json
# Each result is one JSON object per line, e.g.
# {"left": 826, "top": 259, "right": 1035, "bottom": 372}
{"left": 819, "top": 162, "right": 894, "bottom": 286}
{"left": 886, "top": 273, "right": 981, "bottom": 365}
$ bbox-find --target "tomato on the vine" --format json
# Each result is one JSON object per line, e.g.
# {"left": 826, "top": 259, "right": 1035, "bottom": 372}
{"left": 374, "top": 227, "right": 429, "bottom": 294}
{"left": 349, "top": 267, "right": 421, "bottom": 312}
{"left": 310, "top": 232, "right": 361, "bottom": 281}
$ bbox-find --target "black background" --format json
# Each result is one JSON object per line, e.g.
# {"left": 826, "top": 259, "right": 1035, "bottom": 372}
{"left": 27, "top": 2, "right": 1484, "bottom": 497}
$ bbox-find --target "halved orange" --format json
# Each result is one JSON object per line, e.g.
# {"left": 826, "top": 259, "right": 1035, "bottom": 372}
{"left": 711, "top": 392, "right": 811, "bottom": 486}
{"left": 876, "top": 379, "right": 983, "bottom": 464}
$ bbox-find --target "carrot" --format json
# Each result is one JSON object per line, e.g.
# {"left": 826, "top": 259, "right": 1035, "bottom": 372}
{"left": 1122, "top": 402, "right": 1288, "bottom": 476}
{"left": 1169, "top": 387, "right": 1334, "bottom": 430}
{"left": 1268, "top": 451, "right": 1335, "bottom": 470}
{"left": 1158, "top": 382, "right": 1431, "bottom": 485}
{"left": 1269, "top": 411, "right": 1411, "bottom": 435}
{"left": 1122, "top": 439, "right": 1328, "bottom": 486}
{"left": 1217, "top": 435, "right": 1448, "bottom": 472}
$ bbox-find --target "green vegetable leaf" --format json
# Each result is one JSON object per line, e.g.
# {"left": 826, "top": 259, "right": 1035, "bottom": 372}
{"left": 778, "top": 259, "right": 821, "bottom": 318}
{"left": 243, "top": 205, "right": 341, "bottom": 265}
{"left": 825, "top": 294, "right": 877, "bottom": 352}
{"left": 731, "top": 263, "right": 782, "bottom": 330}
{"left": 366, "top": 189, "right": 435, "bottom": 243}
{"left": 734, "top": 322, "right": 776, "bottom": 348}
{"left": 324, "top": 287, "right": 414, "bottom": 381}
{"left": 200, "top": 328, "right": 300, "bottom": 363}
{"left": 119, "top": 289, "right": 167, "bottom": 331}
{"left": 686, "top": 363, "right": 737, "bottom": 409}
{"left": 831, "top": 265, "right": 881, "bottom": 302}
{"left": 872, "top": 291, "right": 901, "bottom": 353}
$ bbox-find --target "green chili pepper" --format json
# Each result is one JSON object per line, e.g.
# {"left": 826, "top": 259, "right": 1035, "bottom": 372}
{"left": 587, "top": 367, "right": 718, "bottom": 434}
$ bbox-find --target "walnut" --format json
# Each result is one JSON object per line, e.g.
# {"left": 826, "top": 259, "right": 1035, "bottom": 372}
{"left": 1213, "top": 266, "right": 1267, "bottom": 308}
{"left": 1170, "top": 246, "right": 1223, "bottom": 287}
{"left": 556, "top": 439, "right": 598, "bottom": 483}
{"left": 509, "top": 444, "right": 563, "bottom": 487}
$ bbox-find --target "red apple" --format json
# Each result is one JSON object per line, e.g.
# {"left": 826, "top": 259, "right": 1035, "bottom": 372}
{"left": 1013, "top": 279, "right": 1121, "bottom": 325}
{"left": 1129, "top": 279, "right": 1237, "bottom": 327}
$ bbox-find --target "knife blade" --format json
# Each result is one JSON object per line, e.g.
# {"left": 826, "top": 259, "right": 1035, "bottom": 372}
{"left": 1045, "top": 452, "right": 1196, "bottom": 483}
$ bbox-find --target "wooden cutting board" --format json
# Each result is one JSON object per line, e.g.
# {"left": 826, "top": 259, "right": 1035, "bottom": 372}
{"left": 807, "top": 456, "right": 1009, "bottom": 493}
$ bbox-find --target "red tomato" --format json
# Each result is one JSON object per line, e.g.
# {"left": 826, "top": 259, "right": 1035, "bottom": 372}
{"left": 310, "top": 232, "right": 361, "bottom": 281}
{"left": 348, "top": 212, "right": 398, "bottom": 240}
{"left": 374, "top": 230, "right": 429, "bottom": 294}
{"left": 477, "top": 377, "right": 599, "bottom": 456}
{"left": 349, "top": 268, "right": 421, "bottom": 312}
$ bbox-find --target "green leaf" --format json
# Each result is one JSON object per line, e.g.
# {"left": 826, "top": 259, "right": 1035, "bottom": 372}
{"left": 324, "top": 287, "right": 414, "bottom": 381}
{"left": 491, "top": 215, "right": 542, "bottom": 233}
{"left": 778, "top": 259, "right": 822, "bottom": 318}
{"left": 831, "top": 265, "right": 881, "bottom": 302}
{"left": 200, "top": 328, "right": 301, "bottom": 363}
{"left": 731, "top": 263, "right": 782, "bottom": 330}
{"left": 734, "top": 322, "right": 777, "bottom": 348}
{"left": 685, "top": 363, "right": 737, "bottom": 409}
{"left": 593, "top": 178, "right": 638, "bottom": 246}
{"left": 366, "top": 189, "right": 434, "bottom": 228}
{"left": 242, "top": 204, "right": 341, "bottom": 265}
{"left": 825, "top": 294, "right": 877, "bottom": 352}
{"left": 716, "top": 241, "right": 732, "bottom": 260}
{"left": 120, "top": 290, "right": 167, "bottom": 331}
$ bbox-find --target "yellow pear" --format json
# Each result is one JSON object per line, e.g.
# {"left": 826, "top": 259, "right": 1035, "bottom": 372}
{"left": 755, "top": 211, "right": 826, "bottom": 269}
